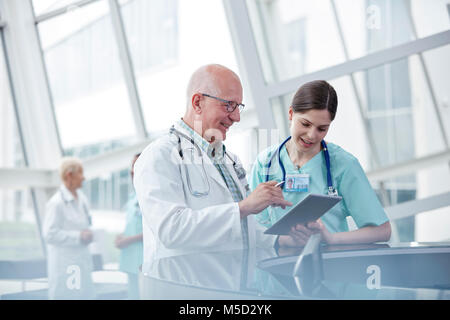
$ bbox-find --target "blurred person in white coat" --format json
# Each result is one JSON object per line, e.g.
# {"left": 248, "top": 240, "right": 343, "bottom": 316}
{"left": 43, "top": 157, "right": 96, "bottom": 300}
{"left": 134, "top": 64, "right": 302, "bottom": 265}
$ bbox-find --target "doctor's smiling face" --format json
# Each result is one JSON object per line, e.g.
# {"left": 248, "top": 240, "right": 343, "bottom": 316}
{"left": 188, "top": 65, "right": 242, "bottom": 142}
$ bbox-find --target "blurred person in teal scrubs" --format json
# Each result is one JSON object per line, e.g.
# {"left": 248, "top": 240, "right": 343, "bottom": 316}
{"left": 249, "top": 80, "right": 391, "bottom": 247}
{"left": 115, "top": 153, "right": 143, "bottom": 299}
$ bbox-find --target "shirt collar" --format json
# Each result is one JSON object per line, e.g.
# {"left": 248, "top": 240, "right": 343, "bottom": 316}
{"left": 60, "top": 184, "right": 76, "bottom": 202}
{"left": 177, "top": 119, "right": 225, "bottom": 161}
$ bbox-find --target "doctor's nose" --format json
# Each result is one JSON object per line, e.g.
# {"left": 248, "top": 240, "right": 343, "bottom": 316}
{"left": 229, "top": 107, "right": 240, "bottom": 123}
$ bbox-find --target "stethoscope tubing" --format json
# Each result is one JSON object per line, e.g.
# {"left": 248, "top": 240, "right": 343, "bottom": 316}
{"left": 264, "top": 136, "right": 336, "bottom": 195}
{"left": 170, "top": 126, "right": 247, "bottom": 197}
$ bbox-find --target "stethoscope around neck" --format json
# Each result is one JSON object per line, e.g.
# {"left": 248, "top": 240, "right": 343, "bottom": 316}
{"left": 170, "top": 126, "right": 247, "bottom": 198}
{"left": 264, "top": 136, "right": 338, "bottom": 197}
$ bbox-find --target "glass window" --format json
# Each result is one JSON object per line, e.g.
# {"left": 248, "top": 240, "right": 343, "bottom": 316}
{"left": 247, "top": 0, "right": 345, "bottom": 83}
{"left": 120, "top": 0, "right": 240, "bottom": 133}
{"left": 421, "top": 44, "right": 450, "bottom": 146}
{"left": 0, "top": 188, "right": 44, "bottom": 261}
{"left": 32, "top": 0, "right": 86, "bottom": 16}
{"left": 354, "top": 47, "right": 450, "bottom": 168}
{"left": 1, "top": 29, "right": 44, "bottom": 261}
{"left": 409, "top": 0, "right": 450, "bottom": 38}
{"left": 37, "top": 0, "right": 137, "bottom": 153}
{"left": 246, "top": 0, "right": 450, "bottom": 83}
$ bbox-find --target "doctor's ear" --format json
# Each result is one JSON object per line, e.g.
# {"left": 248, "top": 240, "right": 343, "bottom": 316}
{"left": 191, "top": 93, "right": 203, "bottom": 114}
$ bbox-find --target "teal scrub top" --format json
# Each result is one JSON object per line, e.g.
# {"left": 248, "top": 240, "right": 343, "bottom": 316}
{"left": 119, "top": 193, "right": 143, "bottom": 274}
{"left": 249, "top": 142, "right": 388, "bottom": 234}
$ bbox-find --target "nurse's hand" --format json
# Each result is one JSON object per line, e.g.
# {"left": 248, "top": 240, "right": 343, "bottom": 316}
{"left": 80, "top": 229, "right": 93, "bottom": 245}
{"left": 315, "top": 218, "right": 334, "bottom": 244}
{"left": 278, "top": 222, "right": 321, "bottom": 247}
{"left": 115, "top": 234, "right": 128, "bottom": 249}
{"left": 239, "top": 181, "right": 292, "bottom": 218}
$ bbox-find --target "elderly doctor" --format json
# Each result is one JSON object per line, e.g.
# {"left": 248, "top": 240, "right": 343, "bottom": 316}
{"left": 134, "top": 64, "right": 296, "bottom": 263}
{"left": 43, "top": 157, "right": 95, "bottom": 299}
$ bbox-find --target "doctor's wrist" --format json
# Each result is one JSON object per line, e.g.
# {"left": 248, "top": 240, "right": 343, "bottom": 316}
{"left": 238, "top": 200, "right": 252, "bottom": 219}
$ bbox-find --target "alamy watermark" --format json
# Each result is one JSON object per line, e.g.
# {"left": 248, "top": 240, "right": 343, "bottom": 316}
{"left": 366, "top": 264, "right": 381, "bottom": 290}
{"left": 66, "top": 265, "right": 81, "bottom": 290}
{"left": 366, "top": 5, "right": 381, "bottom": 30}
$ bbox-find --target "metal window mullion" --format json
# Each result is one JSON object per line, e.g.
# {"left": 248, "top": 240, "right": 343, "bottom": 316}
{"left": 0, "top": 27, "right": 47, "bottom": 257}
{"left": 108, "top": 0, "right": 147, "bottom": 139}
{"left": 329, "top": 0, "right": 381, "bottom": 168}
{"left": 34, "top": 0, "right": 101, "bottom": 23}
{"left": 222, "top": 0, "right": 276, "bottom": 130}
{"left": 32, "top": 6, "right": 64, "bottom": 156}
{"left": 405, "top": 1, "right": 449, "bottom": 148}
{"left": 265, "top": 30, "right": 450, "bottom": 99}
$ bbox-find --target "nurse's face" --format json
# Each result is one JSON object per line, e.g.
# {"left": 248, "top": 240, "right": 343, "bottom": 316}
{"left": 289, "top": 107, "right": 332, "bottom": 154}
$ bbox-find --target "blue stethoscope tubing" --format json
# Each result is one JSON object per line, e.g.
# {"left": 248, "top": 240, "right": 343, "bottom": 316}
{"left": 264, "top": 136, "right": 338, "bottom": 196}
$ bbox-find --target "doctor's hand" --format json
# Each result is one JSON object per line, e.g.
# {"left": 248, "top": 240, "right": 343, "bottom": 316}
{"left": 80, "top": 229, "right": 93, "bottom": 245}
{"left": 278, "top": 221, "right": 321, "bottom": 247}
{"left": 239, "top": 181, "right": 292, "bottom": 219}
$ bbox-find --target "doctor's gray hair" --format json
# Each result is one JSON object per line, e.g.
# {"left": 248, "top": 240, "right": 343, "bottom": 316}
{"left": 59, "top": 157, "right": 83, "bottom": 181}
{"left": 291, "top": 80, "right": 338, "bottom": 121}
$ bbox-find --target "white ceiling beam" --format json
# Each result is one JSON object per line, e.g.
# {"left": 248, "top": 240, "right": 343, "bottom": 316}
{"left": 265, "top": 30, "right": 450, "bottom": 98}
{"left": 82, "top": 138, "right": 151, "bottom": 179}
{"left": 367, "top": 149, "right": 450, "bottom": 182}
{"left": 0, "top": 168, "right": 57, "bottom": 189}
{"left": 385, "top": 191, "right": 450, "bottom": 221}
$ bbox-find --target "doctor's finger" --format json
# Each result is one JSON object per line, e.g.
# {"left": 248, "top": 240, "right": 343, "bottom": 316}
{"left": 272, "top": 198, "right": 292, "bottom": 207}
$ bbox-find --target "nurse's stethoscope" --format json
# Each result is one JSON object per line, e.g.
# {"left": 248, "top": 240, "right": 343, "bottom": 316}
{"left": 59, "top": 187, "right": 92, "bottom": 226}
{"left": 264, "top": 136, "right": 339, "bottom": 197}
{"left": 170, "top": 126, "right": 247, "bottom": 197}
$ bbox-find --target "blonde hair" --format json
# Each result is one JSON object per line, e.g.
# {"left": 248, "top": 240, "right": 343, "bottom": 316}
{"left": 59, "top": 157, "right": 83, "bottom": 181}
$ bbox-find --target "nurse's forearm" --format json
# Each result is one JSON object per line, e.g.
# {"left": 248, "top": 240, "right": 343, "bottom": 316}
{"left": 328, "top": 221, "right": 391, "bottom": 245}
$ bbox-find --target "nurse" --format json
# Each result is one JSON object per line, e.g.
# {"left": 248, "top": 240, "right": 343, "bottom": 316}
{"left": 249, "top": 80, "right": 391, "bottom": 246}
{"left": 115, "top": 153, "right": 143, "bottom": 299}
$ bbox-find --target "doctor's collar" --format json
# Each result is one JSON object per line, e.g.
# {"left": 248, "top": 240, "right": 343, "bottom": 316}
{"left": 177, "top": 119, "right": 225, "bottom": 158}
{"left": 60, "top": 184, "right": 78, "bottom": 202}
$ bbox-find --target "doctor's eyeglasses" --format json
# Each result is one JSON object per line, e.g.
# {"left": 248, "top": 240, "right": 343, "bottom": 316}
{"left": 201, "top": 93, "right": 245, "bottom": 113}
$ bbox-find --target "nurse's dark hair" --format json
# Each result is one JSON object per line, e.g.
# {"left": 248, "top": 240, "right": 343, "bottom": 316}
{"left": 291, "top": 80, "right": 338, "bottom": 121}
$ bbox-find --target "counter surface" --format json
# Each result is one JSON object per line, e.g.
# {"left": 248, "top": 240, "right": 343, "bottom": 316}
{"left": 141, "top": 242, "right": 450, "bottom": 300}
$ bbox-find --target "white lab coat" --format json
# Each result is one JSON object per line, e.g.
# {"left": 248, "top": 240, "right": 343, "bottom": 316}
{"left": 140, "top": 248, "right": 277, "bottom": 299}
{"left": 134, "top": 122, "right": 277, "bottom": 265}
{"left": 42, "top": 185, "right": 95, "bottom": 300}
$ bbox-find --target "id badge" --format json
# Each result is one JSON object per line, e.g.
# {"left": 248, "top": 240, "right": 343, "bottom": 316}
{"left": 285, "top": 174, "right": 309, "bottom": 192}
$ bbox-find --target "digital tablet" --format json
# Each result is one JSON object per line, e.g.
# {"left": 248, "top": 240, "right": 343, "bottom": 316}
{"left": 264, "top": 193, "right": 342, "bottom": 235}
